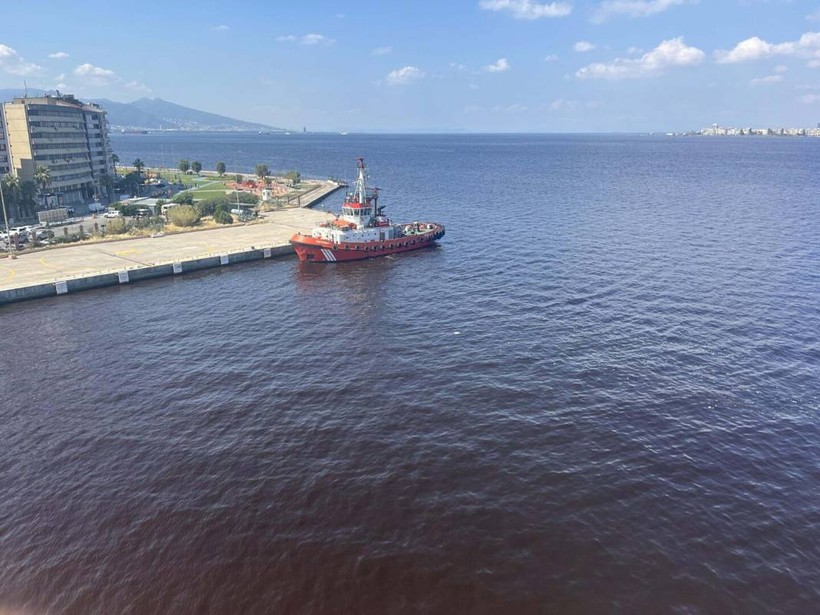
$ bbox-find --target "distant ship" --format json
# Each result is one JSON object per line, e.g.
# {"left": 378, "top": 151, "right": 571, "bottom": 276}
{"left": 290, "top": 158, "right": 445, "bottom": 262}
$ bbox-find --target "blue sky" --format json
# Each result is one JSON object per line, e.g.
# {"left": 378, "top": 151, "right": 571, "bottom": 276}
{"left": 2, "top": 1, "right": 820, "bottom": 132}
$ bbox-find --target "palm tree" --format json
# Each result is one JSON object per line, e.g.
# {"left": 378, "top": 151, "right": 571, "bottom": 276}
{"left": 99, "top": 173, "right": 114, "bottom": 202}
{"left": 111, "top": 153, "right": 120, "bottom": 177}
{"left": 33, "top": 165, "right": 52, "bottom": 208}
{"left": 132, "top": 159, "right": 145, "bottom": 196}
{"left": 1, "top": 175, "right": 19, "bottom": 223}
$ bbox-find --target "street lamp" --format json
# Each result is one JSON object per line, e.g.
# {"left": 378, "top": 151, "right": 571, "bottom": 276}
{"left": 0, "top": 180, "right": 16, "bottom": 259}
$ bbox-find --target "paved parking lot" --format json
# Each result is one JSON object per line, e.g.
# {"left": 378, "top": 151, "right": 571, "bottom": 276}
{"left": 0, "top": 208, "right": 332, "bottom": 292}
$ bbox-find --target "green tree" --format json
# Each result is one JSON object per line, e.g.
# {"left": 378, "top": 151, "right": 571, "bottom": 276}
{"left": 195, "top": 196, "right": 228, "bottom": 217}
{"left": 235, "top": 173, "right": 244, "bottom": 184}
{"left": 285, "top": 170, "right": 301, "bottom": 186}
{"left": 1, "top": 175, "right": 21, "bottom": 220}
{"left": 216, "top": 161, "right": 226, "bottom": 176}
{"left": 116, "top": 204, "right": 141, "bottom": 217}
{"left": 33, "top": 165, "right": 52, "bottom": 207}
{"left": 20, "top": 180, "right": 36, "bottom": 215}
{"left": 98, "top": 173, "right": 114, "bottom": 201}
{"left": 230, "top": 191, "right": 259, "bottom": 205}
{"left": 255, "top": 164, "right": 269, "bottom": 183}
{"left": 118, "top": 171, "right": 142, "bottom": 197}
{"left": 178, "top": 159, "right": 190, "bottom": 173}
{"left": 171, "top": 192, "right": 195, "bottom": 205}
{"left": 212, "top": 207, "right": 234, "bottom": 225}
{"left": 192, "top": 161, "right": 202, "bottom": 175}
{"left": 167, "top": 204, "right": 200, "bottom": 227}
{"left": 132, "top": 158, "right": 145, "bottom": 180}
{"left": 111, "top": 153, "right": 120, "bottom": 176}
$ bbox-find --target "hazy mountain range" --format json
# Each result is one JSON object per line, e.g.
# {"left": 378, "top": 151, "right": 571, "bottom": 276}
{"left": 0, "top": 89, "right": 282, "bottom": 132}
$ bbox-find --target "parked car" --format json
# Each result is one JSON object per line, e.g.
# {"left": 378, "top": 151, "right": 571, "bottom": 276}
{"left": 104, "top": 210, "right": 122, "bottom": 218}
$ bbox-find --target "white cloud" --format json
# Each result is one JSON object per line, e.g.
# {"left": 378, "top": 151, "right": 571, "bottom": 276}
{"left": 749, "top": 74, "right": 783, "bottom": 86}
{"left": 49, "top": 51, "right": 69, "bottom": 59}
{"left": 386, "top": 65, "right": 425, "bottom": 85}
{"left": 544, "top": 54, "right": 559, "bottom": 62}
{"left": 301, "top": 33, "right": 334, "bottom": 45}
{"left": 774, "top": 64, "right": 788, "bottom": 73}
{"left": 574, "top": 41, "right": 596, "bottom": 53}
{"left": 626, "top": 46, "right": 644, "bottom": 55}
{"left": 277, "top": 33, "right": 335, "bottom": 45}
{"left": 484, "top": 57, "right": 511, "bottom": 72}
{"left": 211, "top": 25, "right": 230, "bottom": 31}
{"left": 125, "top": 80, "right": 151, "bottom": 92}
{"left": 371, "top": 46, "right": 392, "bottom": 56}
{"left": 492, "top": 103, "right": 528, "bottom": 113}
{"left": 715, "top": 32, "right": 820, "bottom": 65}
{"left": 576, "top": 37, "right": 704, "bottom": 79}
{"left": 799, "top": 93, "right": 820, "bottom": 103}
{"left": 592, "top": 0, "right": 692, "bottom": 23}
{"left": 548, "top": 99, "right": 599, "bottom": 111}
{"left": 549, "top": 98, "right": 579, "bottom": 110}
{"left": 807, "top": 9, "right": 820, "bottom": 22}
{"left": 0, "top": 44, "right": 42, "bottom": 75}
{"left": 73, "top": 63, "right": 117, "bottom": 85}
{"left": 478, "top": 0, "right": 572, "bottom": 20}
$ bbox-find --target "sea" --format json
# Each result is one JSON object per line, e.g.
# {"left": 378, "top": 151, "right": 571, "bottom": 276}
{"left": 0, "top": 133, "right": 818, "bottom": 614}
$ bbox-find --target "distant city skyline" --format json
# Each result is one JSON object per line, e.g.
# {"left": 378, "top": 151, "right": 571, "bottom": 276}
{"left": 2, "top": 1, "right": 820, "bottom": 132}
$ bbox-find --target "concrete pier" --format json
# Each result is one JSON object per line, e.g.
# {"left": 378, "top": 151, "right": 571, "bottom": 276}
{"left": 0, "top": 184, "right": 342, "bottom": 306}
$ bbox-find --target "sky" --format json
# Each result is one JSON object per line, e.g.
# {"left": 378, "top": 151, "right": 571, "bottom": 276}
{"left": 2, "top": 1, "right": 820, "bottom": 132}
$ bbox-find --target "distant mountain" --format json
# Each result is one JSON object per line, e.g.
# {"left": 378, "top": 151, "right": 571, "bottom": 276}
{"left": 96, "top": 97, "right": 283, "bottom": 132}
{"left": 0, "top": 89, "right": 281, "bottom": 132}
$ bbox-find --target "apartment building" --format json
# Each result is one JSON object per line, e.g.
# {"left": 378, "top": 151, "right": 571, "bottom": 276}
{"left": 0, "top": 111, "right": 9, "bottom": 176}
{"left": 2, "top": 93, "right": 114, "bottom": 208}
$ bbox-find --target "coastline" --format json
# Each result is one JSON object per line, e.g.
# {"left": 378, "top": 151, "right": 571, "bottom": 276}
{"left": 0, "top": 182, "right": 343, "bottom": 306}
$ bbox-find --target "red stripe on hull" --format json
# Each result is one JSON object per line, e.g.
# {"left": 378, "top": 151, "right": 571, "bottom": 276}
{"left": 290, "top": 226, "right": 444, "bottom": 263}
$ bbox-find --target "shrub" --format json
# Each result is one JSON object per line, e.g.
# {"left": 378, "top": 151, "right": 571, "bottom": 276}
{"left": 115, "top": 204, "right": 139, "bottom": 217}
{"left": 213, "top": 208, "right": 234, "bottom": 225}
{"left": 196, "top": 196, "right": 229, "bottom": 217}
{"left": 172, "top": 192, "right": 194, "bottom": 205}
{"left": 167, "top": 204, "right": 200, "bottom": 227}
{"left": 105, "top": 218, "right": 128, "bottom": 234}
{"left": 52, "top": 234, "right": 83, "bottom": 244}
{"left": 229, "top": 191, "right": 259, "bottom": 205}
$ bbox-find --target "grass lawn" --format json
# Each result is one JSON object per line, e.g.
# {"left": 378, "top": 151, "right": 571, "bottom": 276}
{"left": 190, "top": 187, "right": 231, "bottom": 199}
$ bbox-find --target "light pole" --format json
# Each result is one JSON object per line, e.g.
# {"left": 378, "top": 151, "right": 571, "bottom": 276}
{"left": 0, "top": 179, "right": 16, "bottom": 259}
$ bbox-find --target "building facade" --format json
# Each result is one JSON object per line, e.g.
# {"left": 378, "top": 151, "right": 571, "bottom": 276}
{"left": 2, "top": 94, "right": 114, "bottom": 210}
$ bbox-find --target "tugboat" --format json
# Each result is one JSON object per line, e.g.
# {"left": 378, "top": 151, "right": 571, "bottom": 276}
{"left": 290, "top": 158, "right": 444, "bottom": 262}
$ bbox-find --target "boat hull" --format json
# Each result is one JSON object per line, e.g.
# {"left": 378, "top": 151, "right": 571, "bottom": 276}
{"left": 290, "top": 224, "right": 445, "bottom": 262}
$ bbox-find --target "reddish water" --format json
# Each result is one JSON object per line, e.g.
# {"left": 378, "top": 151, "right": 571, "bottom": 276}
{"left": 1, "top": 134, "right": 818, "bottom": 613}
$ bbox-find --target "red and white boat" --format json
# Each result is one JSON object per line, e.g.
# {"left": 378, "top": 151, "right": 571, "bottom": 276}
{"left": 290, "top": 158, "right": 445, "bottom": 262}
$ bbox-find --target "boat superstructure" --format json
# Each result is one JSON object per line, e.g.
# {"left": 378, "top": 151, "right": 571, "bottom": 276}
{"left": 290, "top": 158, "right": 444, "bottom": 262}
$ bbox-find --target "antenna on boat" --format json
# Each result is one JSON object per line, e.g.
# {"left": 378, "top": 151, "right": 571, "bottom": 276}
{"left": 354, "top": 157, "right": 367, "bottom": 204}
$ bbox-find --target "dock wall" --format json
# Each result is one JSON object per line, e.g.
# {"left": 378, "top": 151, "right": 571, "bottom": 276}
{"left": 0, "top": 245, "right": 297, "bottom": 306}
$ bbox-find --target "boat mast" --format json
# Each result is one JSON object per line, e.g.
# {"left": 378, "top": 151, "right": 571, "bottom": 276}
{"left": 354, "top": 157, "right": 367, "bottom": 204}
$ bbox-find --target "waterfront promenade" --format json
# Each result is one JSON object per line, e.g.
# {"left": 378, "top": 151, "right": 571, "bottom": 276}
{"left": 0, "top": 183, "right": 341, "bottom": 305}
